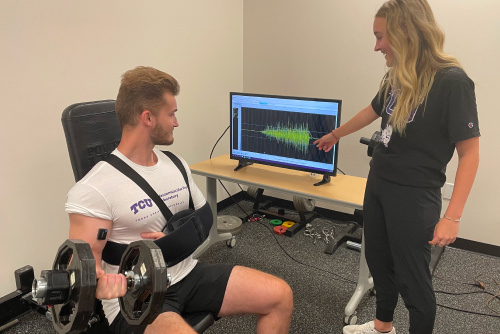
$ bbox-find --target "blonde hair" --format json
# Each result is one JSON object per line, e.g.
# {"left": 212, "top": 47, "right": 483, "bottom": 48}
{"left": 376, "top": 0, "right": 461, "bottom": 133}
{"left": 116, "top": 66, "right": 180, "bottom": 127}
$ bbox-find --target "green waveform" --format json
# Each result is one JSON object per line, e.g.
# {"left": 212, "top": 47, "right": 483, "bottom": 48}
{"left": 261, "top": 122, "right": 312, "bottom": 154}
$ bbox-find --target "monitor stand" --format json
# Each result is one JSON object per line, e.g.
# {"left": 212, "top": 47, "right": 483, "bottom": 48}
{"left": 314, "top": 174, "right": 330, "bottom": 186}
{"left": 234, "top": 161, "right": 253, "bottom": 171}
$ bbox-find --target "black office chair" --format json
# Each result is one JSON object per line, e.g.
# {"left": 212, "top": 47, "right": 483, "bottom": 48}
{"left": 61, "top": 100, "right": 215, "bottom": 333}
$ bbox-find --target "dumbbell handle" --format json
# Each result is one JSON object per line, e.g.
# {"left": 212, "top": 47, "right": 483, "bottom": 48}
{"left": 124, "top": 270, "right": 151, "bottom": 291}
{"left": 360, "top": 137, "right": 370, "bottom": 145}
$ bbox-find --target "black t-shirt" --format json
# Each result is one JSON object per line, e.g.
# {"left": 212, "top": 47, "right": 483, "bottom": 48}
{"left": 370, "top": 67, "right": 480, "bottom": 188}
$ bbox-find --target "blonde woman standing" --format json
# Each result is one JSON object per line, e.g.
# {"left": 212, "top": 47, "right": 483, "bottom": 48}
{"left": 314, "top": 1, "right": 480, "bottom": 333}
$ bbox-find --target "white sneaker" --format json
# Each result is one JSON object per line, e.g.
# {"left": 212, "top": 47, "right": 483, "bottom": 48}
{"left": 343, "top": 321, "right": 396, "bottom": 334}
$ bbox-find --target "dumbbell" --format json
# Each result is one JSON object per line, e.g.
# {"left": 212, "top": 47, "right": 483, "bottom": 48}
{"left": 31, "top": 239, "right": 170, "bottom": 333}
{"left": 360, "top": 131, "right": 381, "bottom": 157}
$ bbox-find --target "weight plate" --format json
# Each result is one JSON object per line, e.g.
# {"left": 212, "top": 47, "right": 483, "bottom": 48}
{"left": 269, "top": 219, "right": 282, "bottom": 226}
{"left": 273, "top": 226, "right": 287, "bottom": 235}
{"left": 51, "top": 239, "right": 97, "bottom": 334}
{"left": 246, "top": 186, "right": 261, "bottom": 199}
{"left": 282, "top": 221, "right": 295, "bottom": 228}
{"left": 292, "top": 196, "right": 316, "bottom": 213}
{"left": 119, "top": 240, "right": 169, "bottom": 326}
{"left": 217, "top": 215, "right": 243, "bottom": 234}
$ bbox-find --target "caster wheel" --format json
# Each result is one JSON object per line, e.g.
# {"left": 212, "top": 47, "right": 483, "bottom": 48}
{"left": 344, "top": 314, "right": 357, "bottom": 325}
{"left": 226, "top": 237, "right": 236, "bottom": 248}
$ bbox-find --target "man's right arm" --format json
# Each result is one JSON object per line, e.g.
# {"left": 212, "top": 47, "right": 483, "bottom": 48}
{"left": 69, "top": 213, "right": 127, "bottom": 299}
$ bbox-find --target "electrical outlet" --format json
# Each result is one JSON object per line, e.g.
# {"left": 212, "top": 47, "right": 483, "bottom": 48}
{"left": 443, "top": 182, "right": 454, "bottom": 200}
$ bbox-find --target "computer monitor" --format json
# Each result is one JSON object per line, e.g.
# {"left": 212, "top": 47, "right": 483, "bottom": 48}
{"left": 230, "top": 92, "right": 341, "bottom": 182}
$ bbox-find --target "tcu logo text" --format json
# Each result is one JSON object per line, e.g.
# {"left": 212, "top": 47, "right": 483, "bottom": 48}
{"left": 130, "top": 199, "right": 153, "bottom": 214}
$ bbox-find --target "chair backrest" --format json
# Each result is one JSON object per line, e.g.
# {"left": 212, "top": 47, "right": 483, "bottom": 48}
{"left": 61, "top": 100, "right": 122, "bottom": 182}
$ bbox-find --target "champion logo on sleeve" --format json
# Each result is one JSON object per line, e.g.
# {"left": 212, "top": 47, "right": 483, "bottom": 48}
{"left": 468, "top": 122, "right": 474, "bottom": 129}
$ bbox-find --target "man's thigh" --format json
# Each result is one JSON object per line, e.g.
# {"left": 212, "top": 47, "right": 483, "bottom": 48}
{"left": 218, "top": 266, "right": 291, "bottom": 317}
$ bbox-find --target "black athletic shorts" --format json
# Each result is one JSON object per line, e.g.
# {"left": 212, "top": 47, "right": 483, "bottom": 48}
{"left": 109, "top": 262, "right": 235, "bottom": 334}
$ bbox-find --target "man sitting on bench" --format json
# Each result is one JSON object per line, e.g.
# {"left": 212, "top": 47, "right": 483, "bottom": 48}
{"left": 65, "top": 66, "right": 294, "bottom": 334}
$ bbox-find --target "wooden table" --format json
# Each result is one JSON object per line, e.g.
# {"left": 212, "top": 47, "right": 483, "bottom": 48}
{"left": 190, "top": 154, "right": 373, "bottom": 325}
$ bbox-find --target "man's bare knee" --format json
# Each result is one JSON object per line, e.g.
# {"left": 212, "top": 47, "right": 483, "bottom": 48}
{"left": 276, "top": 279, "right": 294, "bottom": 315}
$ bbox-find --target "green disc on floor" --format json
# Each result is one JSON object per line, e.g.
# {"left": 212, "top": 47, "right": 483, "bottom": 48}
{"left": 269, "top": 219, "right": 283, "bottom": 226}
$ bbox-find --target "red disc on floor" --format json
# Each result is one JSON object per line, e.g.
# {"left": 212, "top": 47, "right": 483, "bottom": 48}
{"left": 273, "top": 226, "right": 287, "bottom": 235}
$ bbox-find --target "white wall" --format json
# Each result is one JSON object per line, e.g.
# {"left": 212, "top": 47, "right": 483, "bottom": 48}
{"left": 243, "top": 0, "right": 500, "bottom": 246}
{"left": 1, "top": 0, "right": 498, "bottom": 298}
{"left": 0, "top": 0, "right": 243, "bottom": 296}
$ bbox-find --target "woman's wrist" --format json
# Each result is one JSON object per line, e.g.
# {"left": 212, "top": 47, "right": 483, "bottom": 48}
{"left": 331, "top": 130, "right": 339, "bottom": 140}
{"left": 443, "top": 214, "right": 461, "bottom": 222}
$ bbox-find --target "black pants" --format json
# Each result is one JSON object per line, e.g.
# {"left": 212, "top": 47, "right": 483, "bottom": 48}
{"left": 363, "top": 172, "right": 441, "bottom": 334}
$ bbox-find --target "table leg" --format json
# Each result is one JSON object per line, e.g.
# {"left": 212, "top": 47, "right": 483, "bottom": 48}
{"left": 344, "top": 231, "right": 374, "bottom": 325}
{"left": 192, "top": 177, "right": 232, "bottom": 258}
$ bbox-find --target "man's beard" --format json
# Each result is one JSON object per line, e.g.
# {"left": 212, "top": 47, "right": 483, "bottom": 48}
{"left": 151, "top": 125, "right": 174, "bottom": 146}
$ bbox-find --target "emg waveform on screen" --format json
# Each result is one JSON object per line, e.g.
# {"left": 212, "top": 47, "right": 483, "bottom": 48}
{"left": 255, "top": 122, "right": 315, "bottom": 155}
{"left": 239, "top": 107, "right": 335, "bottom": 162}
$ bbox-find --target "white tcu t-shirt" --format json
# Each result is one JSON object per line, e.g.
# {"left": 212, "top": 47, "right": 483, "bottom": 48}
{"left": 65, "top": 148, "right": 205, "bottom": 324}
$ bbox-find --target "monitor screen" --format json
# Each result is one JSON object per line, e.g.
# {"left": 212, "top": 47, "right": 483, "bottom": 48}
{"left": 230, "top": 92, "right": 341, "bottom": 176}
